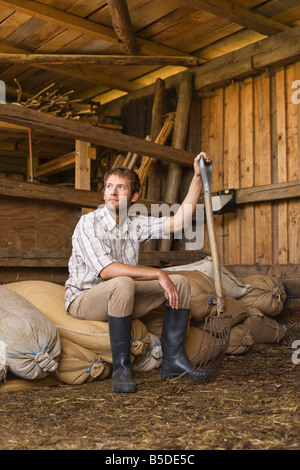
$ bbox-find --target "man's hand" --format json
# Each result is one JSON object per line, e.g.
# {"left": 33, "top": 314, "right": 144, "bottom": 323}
{"left": 194, "top": 152, "right": 211, "bottom": 177}
{"left": 157, "top": 270, "right": 180, "bottom": 310}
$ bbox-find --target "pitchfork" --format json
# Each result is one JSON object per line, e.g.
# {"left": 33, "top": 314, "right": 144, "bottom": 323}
{"left": 189, "top": 154, "right": 232, "bottom": 384}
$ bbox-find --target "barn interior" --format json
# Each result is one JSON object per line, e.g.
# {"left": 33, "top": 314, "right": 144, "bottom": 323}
{"left": 0, "top": 0, "right": 300, "bottom": 451}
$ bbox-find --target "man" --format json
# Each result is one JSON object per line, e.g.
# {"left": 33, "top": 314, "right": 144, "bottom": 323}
{"left": 65, "top": 152, "right": 210, "bottom": 393}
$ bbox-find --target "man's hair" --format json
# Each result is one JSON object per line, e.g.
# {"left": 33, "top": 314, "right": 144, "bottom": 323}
{"left": 103, "top": 166, "right": 141, "bottom": 196}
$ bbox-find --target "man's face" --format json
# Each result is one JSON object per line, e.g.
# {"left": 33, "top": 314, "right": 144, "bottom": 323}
{"left": 104, "top": 174, "right": 138, "bottom": 213}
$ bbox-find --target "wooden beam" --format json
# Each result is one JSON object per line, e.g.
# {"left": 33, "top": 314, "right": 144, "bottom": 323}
{"left": 0, "top": 44, "right": 141, "bottom": 93}
{"left": 106, "top": 0, "right": 140, "bottom": 55}
{"left": 181, "top": 0, "right": 290, "bottom": 36}
{"left": 0, "top": 103, "right": 194, "bottom": 167}
{"left": 0, "top": 53, "right": 199, "bottom": 67}
{"left": 0, "top": 0, "right": 200, "bottom": 59}
{"left": 194, "top": 25, "right": 300, "bottom": 91}
{"left": 236, "top": 180, "right": 300, "bottom": 205}
{"left": 0, "top": 177, "right": 100, "bottom": 208}
{"left": 35, "top": 152, "right": 76, "bottom": 177}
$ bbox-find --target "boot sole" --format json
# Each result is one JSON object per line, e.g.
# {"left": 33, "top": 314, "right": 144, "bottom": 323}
{"left": 161, "top": 371, "right": 189, "bottom": 380}
{"left": 112, "top": 385, "right": 136, "bottom": 393}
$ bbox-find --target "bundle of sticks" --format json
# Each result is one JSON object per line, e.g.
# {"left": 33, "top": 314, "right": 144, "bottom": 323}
{"left": 14, "top": 79, "right": 93, "bottom": 120}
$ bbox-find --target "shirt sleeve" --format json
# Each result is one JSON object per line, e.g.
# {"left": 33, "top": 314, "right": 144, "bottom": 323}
{"left": 133, "top": 215, "right": 169, "bottom": 242}
{"left": 74, "top": 214, "right": 116, "bottom": 276}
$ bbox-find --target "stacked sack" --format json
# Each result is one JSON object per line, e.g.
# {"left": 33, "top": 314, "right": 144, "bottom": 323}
{"left": 157, "top": 258, "right": 287, "bottom": 360}
{"left": 5, "top": 281, "right": 152, "bottom": 384}
{"left": 3, "top": 257, "right": 287, "bottom": 383}
{"left": 0, "top": 285, "right": 61, "bottom": 382}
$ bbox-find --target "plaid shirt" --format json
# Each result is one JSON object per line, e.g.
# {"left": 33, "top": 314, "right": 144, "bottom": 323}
{"left": 65, "top": 205, "right": 167, "bottom": 312}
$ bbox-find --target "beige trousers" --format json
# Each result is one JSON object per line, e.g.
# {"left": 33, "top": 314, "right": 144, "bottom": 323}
{"left": 68, "top": 274, "right": 190, "bottom": 321}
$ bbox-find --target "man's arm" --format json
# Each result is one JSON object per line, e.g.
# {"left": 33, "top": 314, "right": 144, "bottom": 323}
{"left": 163, "top": 152, "right": 210, "bottom": 235}
{"left": 100, "top": 262, "right": 180, "bottom": 309}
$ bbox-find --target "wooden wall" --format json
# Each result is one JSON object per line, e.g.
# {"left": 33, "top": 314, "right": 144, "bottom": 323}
{"left": 198, "top": 61, "right": 300, "bottom": 267}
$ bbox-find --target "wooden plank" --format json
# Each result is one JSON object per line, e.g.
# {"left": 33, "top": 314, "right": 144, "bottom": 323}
{"left": 240, "top": 77, "right": 255, "bottom": 265}
{"left": 254, "top": 74, "right": 273, "bottom": 264}
{"left": 276, "top": 68, "right": 288, "bottom": 264}
{"left": 0, "top": 177, "right": 101, "bottom": 208}
{"left": 223, "top": 81, "right": 240, "bottom": 265}
{"left": 0, "top": 0, "right": 196, "bottom": 58}
{"left": 139, "top": 250, "right": 206, "bottom": 267}
{"left": 181, "top": 0, "right": 290, "bottom": 36}
{"left": 286, "top": 63, "right": 300, "bottom": 264}
{"left": 0, "top": 197, "right": 79, "bottom": 264}
{"left": 0, "top": 53, "right": 199, "bottom": 66}
{"left": 236, "top": 180, "right": 300, "bottom": 204}
{"left": 194, "top": 26, "right": 300, "bottom": 91}
{"left": 0, "top": 103, "right": 194, "bottom": 166}
{"left": 0, "top": 267, "right": 68, "bottom": 284}
{"left": 35, "top": 152, "right": 76, "bottom": 177}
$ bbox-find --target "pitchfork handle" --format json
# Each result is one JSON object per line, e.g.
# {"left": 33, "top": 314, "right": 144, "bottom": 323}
{"left": 199, "top": 154, "right": 225, "bottom": 315}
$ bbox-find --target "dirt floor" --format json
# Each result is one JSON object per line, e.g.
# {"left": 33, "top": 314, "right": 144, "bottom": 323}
{"left": 0, "top": 326, "right": 300, "bottom": 451}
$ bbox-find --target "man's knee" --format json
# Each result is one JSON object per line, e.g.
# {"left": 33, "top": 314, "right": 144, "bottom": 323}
{"left": 112, "top": 276, "right": 135, "bottom": 297}
{"left": 169, "top": 274, "right": 191, "bottom": 307}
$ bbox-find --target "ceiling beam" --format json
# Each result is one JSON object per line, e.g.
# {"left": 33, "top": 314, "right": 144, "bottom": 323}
{"left": 0, "top": 53, "right": 199, "bottom": 67}
{"left": 0, "top": 103, "right": 195, "bottom": 167}
{"left": 106, "top": 0, "right": 140, "bottom": 55}
{"left": 0, "top": 44, "right": 141, "bottom": 93}
{"left": 0, "top": 0, "right": 201, "bottom": 59}
{"left": 181, "top": 0, "right": 290, "bottom": 36}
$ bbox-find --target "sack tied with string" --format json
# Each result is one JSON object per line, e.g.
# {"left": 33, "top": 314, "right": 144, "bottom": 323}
{"left": 238, "top": 275, "right": 287, "bottom": 317}
{"left": 5, "top": 280, "right": 150, "bottom": 366}
{"left": 0, "top": 285, "right": 61, "bottom": 380}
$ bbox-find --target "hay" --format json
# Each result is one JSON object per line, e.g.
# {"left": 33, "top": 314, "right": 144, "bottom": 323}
{"left": 0, "top": 343, "right": 299, "bottom": 450}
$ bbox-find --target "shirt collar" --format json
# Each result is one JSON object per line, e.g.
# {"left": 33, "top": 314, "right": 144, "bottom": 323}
{"left": 101, "top": 204, "right": 129, "bottom": 233}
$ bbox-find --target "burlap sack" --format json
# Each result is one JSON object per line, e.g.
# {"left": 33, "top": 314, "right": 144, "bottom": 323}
{"left": 164, "top": 270, "right": 215, "bottom": 322}
{"left": 191, "top": 296, "right": 249, "bottom": 328}
{"left": 238, "top": 275, "right": 286, "bottom": 317}
{"left": 131, "top": 333, "right": 162, "bottom": 372}
{"left": 141, "top": 307, "right": 165, "bottom": 337}
{"left": 164, "top": 257, "right": 253, "bottom": 299}
{"left": 226, "top": 324, "right": 254, "bottom": 355}
{"left": 56, "top": 339, "right": 111, "bottom": 385}
{"left": 163, "top": 270, "right": 250, "bottom": 324}
{"left": 243, "top": 308, "right": 286, "bottom": 344}
{"left": 0, "top": 285, "right": 61, "bottom": 380}
{"left": 5, "top": 281, "right": 150, "bottom": 364}
{"left": 185, "top": 326, "right": 223, "bottom": 365}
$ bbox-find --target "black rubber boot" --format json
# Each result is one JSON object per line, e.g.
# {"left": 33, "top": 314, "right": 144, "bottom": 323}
{"left": 160, "top": 306, "right": 208, "bottom": 381}
{"left": 108, "top": 315, "right": 136, "bottom": 393}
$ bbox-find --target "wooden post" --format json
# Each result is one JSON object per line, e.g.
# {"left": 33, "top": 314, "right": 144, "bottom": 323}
{"left": 142, "top": 78, "right": 166, "bottom": 252}
{"left": 106, "top": 0, "right": 140, "bottom": 55}
{"left": 75, "top": 140, "right": 91, "bottom": 191}
{"left": 159, "top": 72, "right": 194, "bottom": 251}
{"left": 75, "top": 140, "right": 93, "bottom": 214}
